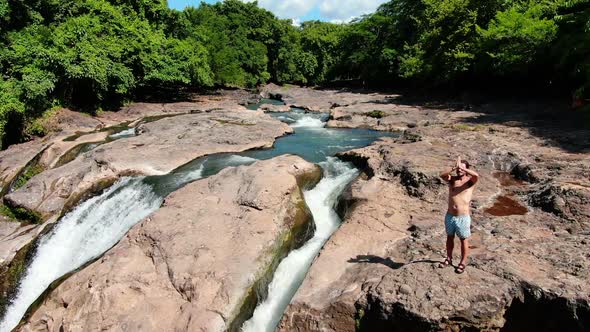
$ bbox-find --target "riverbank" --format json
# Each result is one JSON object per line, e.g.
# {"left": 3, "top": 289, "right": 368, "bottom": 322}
{"left": 0, "top": 84, "right": 588, "bottom": 331}
{"left": 263, "top": 85, "right": 589, "bottom": 331}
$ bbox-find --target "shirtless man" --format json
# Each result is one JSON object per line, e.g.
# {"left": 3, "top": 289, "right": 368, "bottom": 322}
{"left": 439, "top": 157, "right": 479, "bottom": 274}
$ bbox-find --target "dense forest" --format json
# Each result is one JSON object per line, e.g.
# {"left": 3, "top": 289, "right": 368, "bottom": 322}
{"left": 0, "top": 0, "right": 588, "bottom": 147}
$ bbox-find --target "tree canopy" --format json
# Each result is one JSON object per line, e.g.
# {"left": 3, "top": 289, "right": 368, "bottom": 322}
{"left": 0, "top": 0, "right": 588, "bottom": 147}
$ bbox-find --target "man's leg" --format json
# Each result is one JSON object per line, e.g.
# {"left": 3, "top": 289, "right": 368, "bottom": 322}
{"left": 459, "top": 237, "right": 469, "bottom": 266}
{"left": 446, "top": 235, "right": 454, "bottom": 260}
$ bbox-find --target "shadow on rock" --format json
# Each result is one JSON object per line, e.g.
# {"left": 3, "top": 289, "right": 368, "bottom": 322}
{"left": 348, "top": 255, "right": 404, "bottom": 270}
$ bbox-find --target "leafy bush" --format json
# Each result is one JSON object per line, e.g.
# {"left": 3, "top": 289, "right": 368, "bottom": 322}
{"left": 367, "top": 110, "right": 386, "bottom": 119}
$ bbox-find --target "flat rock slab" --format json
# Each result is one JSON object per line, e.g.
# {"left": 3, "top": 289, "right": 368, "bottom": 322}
{"left": 279, "top": 112, "right": 590, "bottom": 331}
{"left": 21, "top": 155, "right": 320, "bottom": 332}
{"left": 261, "top": 84, "right": 395, "bottom": 113}
{"left": 328, "top": 103, "right": 440, "bottom": 131}
{"left": 5, "top": 110, "right": 292, "bottom": 219}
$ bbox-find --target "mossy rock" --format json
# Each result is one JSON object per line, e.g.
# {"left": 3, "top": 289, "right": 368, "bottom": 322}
{"left": 451, "top": 123, "right": 485, "bottom": 131}
{"left": 356, "top": 308, "right": 366, "bottom": 331}
{"left": 213, "top": 118, "right": 256, "bottom": 126}
{"left": 0, "top": 239, "right": 37, "bottom": 318}
{"left": 366, "top": 110, "right": 386, "bottom": 119}
{"left": 63, "top": 131, "right": 86, "bottom": 142}
{"left": 295, "top": 164, "right": 323, "bottom": 190}
{"left": 10, "top": 161, "right": 45, "bottom": 192}
{"left": 55, "top": 141, "right": 104, "bottom": 168}
{"left": 0, "top": 204, "right": 42, "bottom": 224}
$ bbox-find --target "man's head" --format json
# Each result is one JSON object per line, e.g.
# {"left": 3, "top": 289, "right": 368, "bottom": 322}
{"left": 456, "top": 160, "right": 470, "bottom": 176}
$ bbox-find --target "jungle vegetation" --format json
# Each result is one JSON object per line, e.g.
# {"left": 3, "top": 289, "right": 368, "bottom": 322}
{"left": 0, "top": 0, "right": 588, "bottom": 147}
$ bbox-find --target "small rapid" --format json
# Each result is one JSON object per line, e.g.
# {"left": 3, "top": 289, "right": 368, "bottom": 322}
{"left": 241, "top": 157, "right": 358, "bottom": 332}
{"left": 108, "top": 128, "right": 136, "bottom": 139}
{"left": 291, "top": 116, "right": 325, "bottom": 128}
{"left": 0, "top": 107, "right": 391, "bottom": 330}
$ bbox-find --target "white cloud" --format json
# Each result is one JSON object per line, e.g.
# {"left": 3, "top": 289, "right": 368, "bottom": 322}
{"left": 244, "top": 0, "right": 319, "bottom": 19}
{"left": 242, "top": 0, "right": 387, "bottom": 22}
{"left": 319, "top": 0, "right": 389, "bottom": 20}
{"left": 329, "top": 16, "right": 355, "bottom": 25}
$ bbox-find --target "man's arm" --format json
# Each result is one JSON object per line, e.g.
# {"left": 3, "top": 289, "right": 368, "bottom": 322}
{"left": 439, "top": 166, "right": 455, "bottom": 182}
{"left": 460, "top": 166, "right": 479, "bottom": 185}
{"left": 440, "top": 156, "right": 461, "bottom": 182}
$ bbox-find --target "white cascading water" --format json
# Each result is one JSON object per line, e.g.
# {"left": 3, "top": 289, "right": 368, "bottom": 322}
{"left": 226, "top": 155, "right": 258, "bottom": 164}
{"left": 175, "top": 164, "right": 205, "bottom": 184}
{"left": 241, "top": 157, "right": 358, "bottom": 332}
{"left": 0, "top": 168, "right": 204, "bottom": 331}
{"left": 291, "top": 115, "right": 325, "bottom": 128}
{"left": 108, "top": 128, "right": 136, "bottom": 139}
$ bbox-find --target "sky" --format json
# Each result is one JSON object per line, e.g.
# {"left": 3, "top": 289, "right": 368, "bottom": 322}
{"left": 167, "top": 0, "right": 389, "bottom": 24}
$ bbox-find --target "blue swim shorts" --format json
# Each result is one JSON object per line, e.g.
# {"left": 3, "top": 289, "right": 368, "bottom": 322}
{"left": 444, "top": 213, "right": 471, "bottom": 239}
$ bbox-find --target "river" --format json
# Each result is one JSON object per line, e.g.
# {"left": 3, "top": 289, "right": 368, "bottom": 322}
{"left": 0, "top": 105, "right": 392, "bottom": 331}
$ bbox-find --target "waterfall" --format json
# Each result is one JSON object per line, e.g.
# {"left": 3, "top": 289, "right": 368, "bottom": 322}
{"left": 241, "top": 157, "right": 358, "bottom": 332}
{"left": 0, "top": 163, "right": 206, "bottom": 332}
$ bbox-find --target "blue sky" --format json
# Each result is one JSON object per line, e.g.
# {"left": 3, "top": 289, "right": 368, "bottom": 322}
{"left": 167, "top": 0, "right": 388, "bottom": 24}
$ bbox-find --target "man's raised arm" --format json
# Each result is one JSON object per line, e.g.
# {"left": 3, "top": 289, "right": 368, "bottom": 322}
{"left": 460, "top": 165, "right": 479, "bottom": 185}
{"left": 440, "top": 156, "right": 460, "bottom": 182}
{"left": 440, "top": 166, "right": 455, "bottom": 182}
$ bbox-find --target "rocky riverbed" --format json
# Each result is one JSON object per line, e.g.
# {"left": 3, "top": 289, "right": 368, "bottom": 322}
{"left": 0, "top": 84, "right": 588, "bottom": 331}
{"left": 21, "top": 155, "right": 321, "bottom": 332}
{"left": 266, "top": 85, "right": 590, "bottom": 331}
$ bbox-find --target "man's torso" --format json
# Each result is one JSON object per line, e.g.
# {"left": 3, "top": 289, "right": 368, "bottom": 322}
{"left": 447, "top": 176, "right": 474, "bottom": 216}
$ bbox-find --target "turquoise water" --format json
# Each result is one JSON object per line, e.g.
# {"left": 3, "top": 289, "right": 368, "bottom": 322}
{"left": 150, "top": 109, "right": 393, "bottom": 194}
{"left": 244, "top": 112, "right": 392, "bottom": 163}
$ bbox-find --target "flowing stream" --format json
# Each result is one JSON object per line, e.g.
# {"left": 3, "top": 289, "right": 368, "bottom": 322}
{"left": 241, "top": 157, "right": 358, "bottom": 332}
{"left": 0, "top": 106, "right": 391, "bottom": 331}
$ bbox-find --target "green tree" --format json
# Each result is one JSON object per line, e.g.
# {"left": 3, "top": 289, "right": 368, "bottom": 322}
{"left": 553, "top": 0, "right": 590, "bottom": 98}
{"left": 479, "top": 2, "right": 558, "bottom": 72}
{"left": 299, "top": 21, "right": 346, "bottom": 84}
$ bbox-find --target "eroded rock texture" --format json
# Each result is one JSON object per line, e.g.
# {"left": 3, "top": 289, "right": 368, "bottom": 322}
{"left": 20, "top": 155, "right": 321, "bottom": 332}
{"left": 279, "top": 102, "right": 589, "bottom": 331}
{"left": 5, "top": 110, "right": 291, "bottom": 220}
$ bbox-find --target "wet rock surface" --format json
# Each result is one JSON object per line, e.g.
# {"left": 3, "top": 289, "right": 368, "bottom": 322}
{"left": 278, "top": 94, "right": 590, "bottom": 331}
{"left": 20, "top": 155, "right": 320, "bottom": 332}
